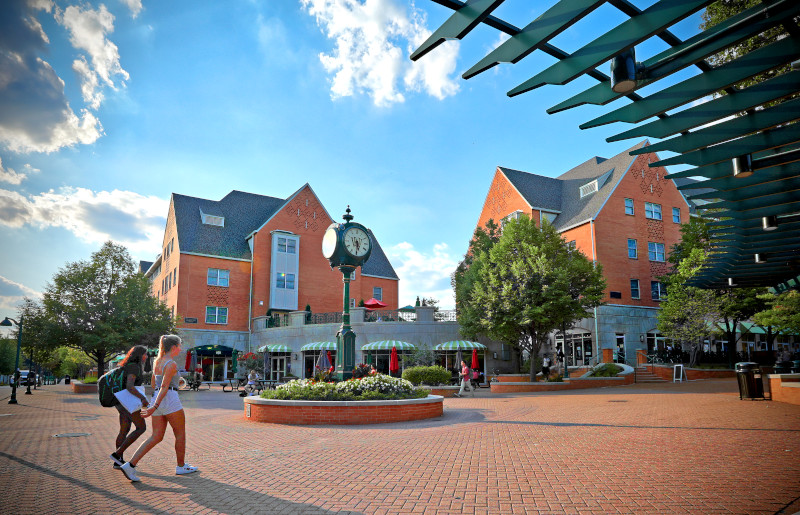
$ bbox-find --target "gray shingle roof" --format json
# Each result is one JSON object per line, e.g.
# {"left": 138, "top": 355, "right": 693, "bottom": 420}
{"left": 139, "top": 261, "right": 153, "bottom": 274}
{"left": 171, "top": 189, "right": 398, "bottom": 280}
{"left": 496, "top": 141, "right": 646, "bottom": 231}
{"left": 499, "top": 167, "right": 563, "bottom": 211}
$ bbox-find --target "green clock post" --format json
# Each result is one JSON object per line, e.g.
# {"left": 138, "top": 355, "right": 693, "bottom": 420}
{"left": 321, "top": 207, "right": 372, "bottom": 381}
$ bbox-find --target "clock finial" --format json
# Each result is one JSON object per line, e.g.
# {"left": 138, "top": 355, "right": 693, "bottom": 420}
{"left": 343, "top": 205, "right": 354, "bottom": 222}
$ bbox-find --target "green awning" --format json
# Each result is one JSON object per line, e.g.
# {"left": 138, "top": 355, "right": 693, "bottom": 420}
{"left": 258, "top": 344, "right": 290, "bottom": 353}
{"left": 361, "top": 341, "right": 416, "bottom": 351}
{"left": 192, "top": 345, "right": 234, "bottom": 357}
{"left": 435, "top": 341, "right": 487, "bottom": 350}
{"left": 300, "top": 342, "right": 337, "bottom": 351}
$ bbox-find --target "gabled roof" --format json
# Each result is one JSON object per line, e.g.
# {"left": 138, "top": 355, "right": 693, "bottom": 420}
{"left": 139, "top": 261, "right": 153, "bottom": 274}
{"left": 499, "top": 167, "right": 562, "bottom": 212}
{"left": 169, "top": 188, "right": 399, "bottom": 280}
{"left": 173, "top": 190, "right": 285, "bottom": 260}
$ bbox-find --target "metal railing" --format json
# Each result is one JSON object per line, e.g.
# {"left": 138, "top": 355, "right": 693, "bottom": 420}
{"left": 434, "top": 310, "right": 457, "bottom": 322}
{"left": 365, "top": 310, "right": 416, "bottom": 322}
{"left": 265, "top": 314, "right": 290, "bottom": 328}
{"left": 307, "top": 312, "right": 343, "bottom": 325}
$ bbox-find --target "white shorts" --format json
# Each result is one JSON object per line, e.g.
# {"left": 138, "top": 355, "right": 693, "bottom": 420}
{"left": 151, "top": 389, "right": 183, "bottom": 416}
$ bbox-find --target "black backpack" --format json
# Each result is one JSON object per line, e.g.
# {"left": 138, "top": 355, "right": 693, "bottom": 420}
{"left": 98, "top": 367, "right": 126, "bottom": 407}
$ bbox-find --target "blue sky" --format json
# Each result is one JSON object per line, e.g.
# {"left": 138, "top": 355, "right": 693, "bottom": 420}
{"left": 0, "top": 0, "right": 705, "bottom": 318}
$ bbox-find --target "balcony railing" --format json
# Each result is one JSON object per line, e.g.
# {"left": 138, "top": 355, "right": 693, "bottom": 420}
{"left": 365, "top": 310, "right": 416, "bottom": 323}
{"left": 307, "top": 312, "right": 343, "bottom": 325}
{"left": 435, "top": 310, "right": 457, "bottom": 322}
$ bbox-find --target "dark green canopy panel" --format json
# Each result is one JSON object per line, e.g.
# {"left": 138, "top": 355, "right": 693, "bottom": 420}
{"left": 413, "top": 0, "right": 800, "bottom": 290}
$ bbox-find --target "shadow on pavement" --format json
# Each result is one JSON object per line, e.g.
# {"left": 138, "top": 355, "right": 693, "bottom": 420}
{"left": 136, "top": 472, "right": 359, "bottom": 514}
{"left": 487, "top": 420, "right": 800, "bottom": 432}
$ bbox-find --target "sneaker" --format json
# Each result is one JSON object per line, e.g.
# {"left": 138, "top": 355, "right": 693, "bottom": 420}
{"left": 176, "top": 464, "right": 199, "bottom": 475}
{"left": 110, "top": 453, "right": 124, "bottom": 469}
{"left": 120, "top": 462, "right": 140, "bottom": 482}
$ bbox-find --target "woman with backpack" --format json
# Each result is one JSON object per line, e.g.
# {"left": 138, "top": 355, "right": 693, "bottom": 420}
{"left": 120, "top": 334, "right": 198, "bottom": 482}
{"left": 109, "top": 345, "right": 150, "bottom": 470}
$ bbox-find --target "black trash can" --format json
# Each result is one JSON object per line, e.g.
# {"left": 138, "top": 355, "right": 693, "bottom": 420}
{"left": 735, "top": 362, "right": 764, "bottom": 400}
{"left": 774, "top": 361, "right": 792, "bottom": 374}
{"left": 64, "top": 375, "right": 70, "bottom": 385}
{"left": 791, "top": 360, "right": 800, "bottom": 374}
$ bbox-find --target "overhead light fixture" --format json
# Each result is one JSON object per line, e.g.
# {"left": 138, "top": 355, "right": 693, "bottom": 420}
{"left": 732, "top": 154, "right": 753, "bottom": 178}
{"left": 610, "top": 48, "right": 642, "bottom": 94}
{"left": 793, "top": 59, "right": 800, "bottom": 71}
{"left": 762, "top": 215, "right": 778, "bottom": 231}
{"left": 728, "top": 277, "right": 738, "bottom": 287}
{"left": 754, "top": 253, "right": 767, "bottom": 264}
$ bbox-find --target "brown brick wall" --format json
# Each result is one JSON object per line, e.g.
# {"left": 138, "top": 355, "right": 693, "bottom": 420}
{"left": 244, "top": 399, "right": 443, "bottom": 425}
{"left": 490, "top": 375, "right": 634, "bottom": 393}
{"left": 476, "top": 169, "right": 536, "bottom": 231}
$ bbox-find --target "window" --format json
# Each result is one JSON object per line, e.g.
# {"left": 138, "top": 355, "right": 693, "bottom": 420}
{"left": 350, "top": 271, "right": 356, "bottom": 281}
{"left": 277, "top": 237, "right": 297, "bottom": 254}
{"left": 501, "top": 210, "right": 523, "bottom": 229}
{"left": 630, "top": 279, "right": 640, "bottom": 299}
{"left": 567, "top": 240, "right": 576, "bottom": 250}
{"left": 648, "top": 242, "right": 665, "bottom": 262}
{"left": 579, "top": 181, "right": 598, "bottom": 198}
{"left": 207, "top": 268, "right": 229, "bottom": 287}
{"left": 645, "top": 202, "right": 662, "bottom": 220}
{"left": 500, "top": 343, "right": 511, "bottom": 361}
{"left": 350, "top": 298, "right": 356, "bottom": 309}
{"left": 624, "top": 198, "right": 634, "bottom": 215}
{"left": 672, "top": 207, "right": 681, "bottom": 224}
{"left": 609, "top": 291, "right": 622, "bottom": 299}
{"left": 651, "top": 281, "right": 666, "bottom": 301}
{"left": 373, "top": 287, "right": 383, "bottom": 301}
{"left": 276, "top": 273, "right": 296, "bottom": 290}
{"left": 205, "top": 306, "right": 228, "bottom": 324}
{"left": 627, "top": 239, "right": 637, "bottom": 259}
{"left": 173, "top": 268, "right": 177, "bottom": 286}
{"left": 200, "top": 209, "right": 224, "bottom": 227}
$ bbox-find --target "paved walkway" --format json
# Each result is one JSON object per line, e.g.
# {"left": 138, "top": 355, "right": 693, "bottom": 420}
{"left": 0, "top": 380, "right": 798, "bottom": 514}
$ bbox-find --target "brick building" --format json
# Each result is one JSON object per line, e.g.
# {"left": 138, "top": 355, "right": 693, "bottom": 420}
{"left": 475, "top": 141, "right": 694, "bottom": 365}
{"left": 140, "top": 184, "right": 398, "bottom": 380}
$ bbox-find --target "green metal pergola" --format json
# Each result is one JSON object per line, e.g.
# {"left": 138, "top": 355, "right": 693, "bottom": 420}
{"left": 412, "top": 0, "right": 800, "bottom": 290}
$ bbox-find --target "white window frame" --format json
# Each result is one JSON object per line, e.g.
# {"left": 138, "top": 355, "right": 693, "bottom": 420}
{"left": 672, "top": 207, "right": 681, "bottom": 224}
{"left": 373, "top": 286, "right": 383, "bottom": 301}
{"left": 645, "top": 202, "right": 662, "bottom": 220}
{"left": 207, "top": 268, "right": 230, "bottom": 287}
{"left": 276, "top": 272, "right": 296, "bottom": 290}
{"left": 627, "top": 239, "right": 637, "bottom": 259}
{"left": 651, "top": 281, "right": 666, "bottom": 301}
{"left": 630, "top": 279, "right": 640, "bottom": 299}
{"left": 648, "top": 242, "right": 665, "bottom": 262}
{"left": 205, "top": 306, "right": 228, "bottom": 324}
{"left": 624, "top": 198, "right": 634, "bottom": 215}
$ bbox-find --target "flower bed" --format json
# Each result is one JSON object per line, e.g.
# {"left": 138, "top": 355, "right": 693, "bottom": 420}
{"left": 260, "top": 374, "right": 427, "bottom": 401}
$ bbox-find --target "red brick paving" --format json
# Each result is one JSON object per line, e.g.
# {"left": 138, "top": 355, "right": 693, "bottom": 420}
{"left": 0, "top": 380, "right": 799, "bottom": 514}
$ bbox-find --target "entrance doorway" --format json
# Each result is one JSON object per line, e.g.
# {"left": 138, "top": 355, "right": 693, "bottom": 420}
{"left": 555, "top": 332, "right": 593, "bottom": 366}
{"left": 271, "top": 357, "right": 286, "bottom": 382}
{"left": 615, "top": 334, "right": 625, "bottom": 363}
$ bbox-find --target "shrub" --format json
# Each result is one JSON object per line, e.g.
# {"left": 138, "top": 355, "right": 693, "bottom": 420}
{"left": 351, "top": 363, "right": 376, "bottom": 379}
{"left": 545, "top": 374, "right": 564, "bottom": 382}
{"left": 260, "top": 373, "right": 424, "bottom": 401}
{"left": 589, "top": 364, "right": 623, "bottom": 377}
{"left": 80, "top": 376, "right": 98, "bottom": 384}
{"left": 402, "top": 365, "right": 451, "bottom": 386}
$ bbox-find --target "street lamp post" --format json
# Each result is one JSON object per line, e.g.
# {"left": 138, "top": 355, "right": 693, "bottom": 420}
{"left": 1, "top": 316, "right": 23, "bottom": 405}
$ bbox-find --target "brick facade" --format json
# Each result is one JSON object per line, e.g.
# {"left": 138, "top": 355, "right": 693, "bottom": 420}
{"left": 243, "top": 397, "right": 444, "bottom": 425}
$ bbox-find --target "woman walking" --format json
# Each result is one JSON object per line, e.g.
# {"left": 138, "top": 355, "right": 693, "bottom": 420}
{"left": 120, "top": 335, "right": 198, "bottom": 482}
{"left": 110, "top": 345, "right": 149, "bottom": 469}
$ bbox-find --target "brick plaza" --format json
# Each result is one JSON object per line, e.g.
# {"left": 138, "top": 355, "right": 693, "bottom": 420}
{"left": 1, "top": 380, "right": 798, "bottom": 514}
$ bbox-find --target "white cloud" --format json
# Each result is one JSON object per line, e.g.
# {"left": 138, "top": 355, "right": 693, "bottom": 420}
{"left": 120, "top": 0, "right": 143, "bottom": 18}
{"left": 301, "top": 0, "right": 459, "bottom": 107}
{"left": 0, "top": 0, "right": 103, "bottom": 153}
{"left": 0, "top": 158, "right": 38, "bottom": 185}
{"left": 0, "top": 275, "right": 40, "bottom": 324}
{"left": 57, "top": 3, "right": 129, "bottom": 110}
{"left": 386, "top": 241, "right": 459, "bottom": 309}
{"left": 0, "top": 186, "right": 168, "bottom": 254}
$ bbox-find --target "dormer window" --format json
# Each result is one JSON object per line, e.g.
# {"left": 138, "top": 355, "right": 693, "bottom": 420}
{"left": 501, "top": 210, "right": 524, "bottom": 229}
{"left": 200, "top": 208, "right": 224, "bottom": 227}
{"left": 579, "top": 169, "right": 614, "bottom": 199}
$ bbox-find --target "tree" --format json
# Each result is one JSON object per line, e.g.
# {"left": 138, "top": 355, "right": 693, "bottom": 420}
{"left": 0, "top": 338, "right": 16, "bottom": 376}
{"left": 657, "top": 249, "right": 720, "bottom": 367}
{"left": 667, "top": 216, "right": 711, "bottom": 269}
{"left": 753, "top": 291, "right": 800, "bottom": 336}
{"left": 466, "top": 216, "right": 606, "bottom": 381}
{"left": 40, "top": 241, "right": 175, "bottom": 377}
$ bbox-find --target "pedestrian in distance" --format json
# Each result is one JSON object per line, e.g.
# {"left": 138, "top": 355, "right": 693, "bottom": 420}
{"left": 120, "top": 335, "right": 199, "bottom": 482}
{"left": 542, "top": 354, "right": 551, "bottom": 379}
{"left": 109, "top": 345, "right": 150, "bottom": 470}
{"left": 454, "top": 360, "right": 474, "bottom": 398}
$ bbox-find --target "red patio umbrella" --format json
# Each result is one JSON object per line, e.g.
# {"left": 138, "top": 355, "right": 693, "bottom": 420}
{"left": 389, "top": 345, "right": 399, "bottom": 376}
{"left": 363, "top": 298, "right": 387, "bottom": 309}
{"left": 184, "top": 350, "right": 192, "bottom": 370}
{"left": 327, "top": 350, "right": 334, "bottom": 372}
{"left": 472, "top": 348, "right": 479, "bottom": 371}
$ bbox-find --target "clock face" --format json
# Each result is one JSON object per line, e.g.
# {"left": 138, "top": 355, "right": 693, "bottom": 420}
{"left": 344, "top": 227, "right": 370, "bottom": 257}
{"left": 322, "top": 227, "right": 338, "bottom": 259}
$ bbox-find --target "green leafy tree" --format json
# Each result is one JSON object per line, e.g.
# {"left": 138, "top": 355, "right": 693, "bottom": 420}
{"left": 466, "top": 216, "right": 606, "bottom": 381}
{"left": 0, "top": 338, "right": 16, "bottom": 376}
{"left": 717, "top": 287, "right": 764, "bottom": 367}
{"left": 658, "top": 249, "right": 721, "bottom": 367}
{"left": 753, "top": 291, "right": 800, "bottom": 337}
{"left": 667, "top": 216, "right": 712, "bottom": 269}
{"left": 41, "top": 241, "right": 175, "bottom": 377}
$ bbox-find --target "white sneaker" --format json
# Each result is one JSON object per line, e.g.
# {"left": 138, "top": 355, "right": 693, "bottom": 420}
{"left": 176, "top": 464, "right": 199, "bottom": 475}
{"left": 120, "top": 462, "right": 140, "bottom": 482}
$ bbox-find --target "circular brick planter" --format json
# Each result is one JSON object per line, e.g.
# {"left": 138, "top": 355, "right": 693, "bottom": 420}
{"left": 243, "top": 395, "right": 444, "bottom": 425}
{"left": 419, "top": 385, "right": 460, "bottom": 398}
{"left": 71, "top": 382, "right": 98, "bottom": 394}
